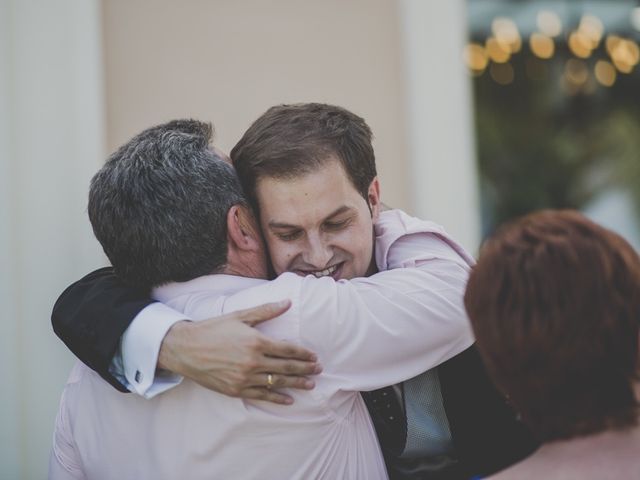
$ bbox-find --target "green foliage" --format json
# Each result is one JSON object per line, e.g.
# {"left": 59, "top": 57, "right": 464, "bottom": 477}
{"left": 473, "top": 56, "right": 640, "bottom": 234}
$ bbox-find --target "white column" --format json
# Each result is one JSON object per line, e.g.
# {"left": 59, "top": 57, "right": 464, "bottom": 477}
{"left": 0, "top": 1, "right": 20, "bottom": 478}
{"left": 0, "top": 1, "right": 105, "bottom": 478}
{"left": 399, "top": 0, "right": 481, "bottom": 253}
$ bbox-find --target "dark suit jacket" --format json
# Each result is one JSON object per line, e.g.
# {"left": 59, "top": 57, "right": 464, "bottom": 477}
{"left": 364, "top": 346, "right": 537, "bottom": 480}
{"left": 52, "top": 268, "right": 538, "bottom": 479}
{"left": 52, "top": 267, "right": 152, "bottom": 391}
{"left": 438, "top": 346, "right": 537, "bottom": 478}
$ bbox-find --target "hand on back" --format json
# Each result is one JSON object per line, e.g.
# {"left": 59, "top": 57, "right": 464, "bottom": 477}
{"left": 158, "top": 300, "right": 322, "bottom": 404}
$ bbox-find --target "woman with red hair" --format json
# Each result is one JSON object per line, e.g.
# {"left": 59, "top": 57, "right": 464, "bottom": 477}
{"left": 465, "top": 210, "right": 640, "bottom": 479}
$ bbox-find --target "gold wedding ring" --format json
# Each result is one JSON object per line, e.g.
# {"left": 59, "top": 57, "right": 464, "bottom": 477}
{"left": 267, "top": 373, "right": 274, "bottom": 389}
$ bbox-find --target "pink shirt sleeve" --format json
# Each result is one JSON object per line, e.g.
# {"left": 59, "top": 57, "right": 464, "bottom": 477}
{"left": 296, "top": 210, "right": 475, "bottom": 393}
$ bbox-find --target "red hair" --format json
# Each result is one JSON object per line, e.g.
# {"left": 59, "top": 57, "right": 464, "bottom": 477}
{"left": 465, "top": 210, "right": 640, "bottom": 441}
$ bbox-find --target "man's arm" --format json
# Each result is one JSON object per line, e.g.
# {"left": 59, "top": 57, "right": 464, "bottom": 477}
{"left": 51, "top": 268, "right": 320, "bottom": 402}
{"left": 296, "top": 258, "right": 474, "bottom": 392}
{"left": 299, "top": 209, "right": 475, "bottom": 391}
{"left": 207, "top": 210, "right": 476, "bottom": 393}
{"left": 154, "top": 209, "right": 474, "bottom": 394}
{"left": 52, "top": 267, "right": 153, "bottom": 391}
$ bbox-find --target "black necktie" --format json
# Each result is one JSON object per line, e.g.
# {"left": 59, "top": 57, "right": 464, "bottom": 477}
{"left": 362, "top": 385, "right": 407, "bottom": 456}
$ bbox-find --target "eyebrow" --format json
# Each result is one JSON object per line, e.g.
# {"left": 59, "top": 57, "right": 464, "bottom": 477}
{"left": 268, "top": 205, "right": 354, "bottom": 230}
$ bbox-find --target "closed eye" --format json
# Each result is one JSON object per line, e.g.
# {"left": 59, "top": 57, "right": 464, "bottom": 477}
{"left": 276, "top": 230, "right": 303, "bottom": 241}
{"left": 324, "top": 218, "right": 351, "bottom": 231}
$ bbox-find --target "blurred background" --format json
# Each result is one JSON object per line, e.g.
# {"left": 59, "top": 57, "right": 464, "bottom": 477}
{"left": 1, "top": 0, "right": 638, "bottom": 478}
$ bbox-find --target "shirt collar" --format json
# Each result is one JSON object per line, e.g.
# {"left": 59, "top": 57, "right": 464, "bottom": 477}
{"left": 152, "top": 274, "right": 266, "bottom": 303}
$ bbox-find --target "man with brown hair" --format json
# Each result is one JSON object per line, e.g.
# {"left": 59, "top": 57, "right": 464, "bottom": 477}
{"left": 465, "top": 209, "right": 640, "bottom": 479}
{"left": 231, "top": 103, "right": 381, "bottom": 282}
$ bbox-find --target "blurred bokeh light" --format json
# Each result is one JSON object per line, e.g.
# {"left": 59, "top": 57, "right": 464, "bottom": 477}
{"left": 466, "top": 0, "right": 640, "bottom": 246}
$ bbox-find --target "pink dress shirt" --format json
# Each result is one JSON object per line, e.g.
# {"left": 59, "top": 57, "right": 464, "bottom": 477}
{"left": 49, "top": 210, "right": 475, "bottom": 480}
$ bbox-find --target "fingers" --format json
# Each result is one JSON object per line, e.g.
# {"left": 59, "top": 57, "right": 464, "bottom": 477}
{"left": 263, "top": 338, "right": 318, "bottom": 362}
{"left": 260, "top": 356, "right": 322, "bottom": 377}
{"left": 241, "top": 371, "right": 316, "bottom": 404}
{"left": 229, "top": 300, "right": 292, "bottom": 327}
{"left": 252, "top": 372, "right": 316, "bottom": 391}
{"left": 241, "top": 387, "right": 294, "bottom": 405}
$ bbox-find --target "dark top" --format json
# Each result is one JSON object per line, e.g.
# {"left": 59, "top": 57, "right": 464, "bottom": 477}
{"left": 51, "top": 267, "right": 151, "bottom": 391}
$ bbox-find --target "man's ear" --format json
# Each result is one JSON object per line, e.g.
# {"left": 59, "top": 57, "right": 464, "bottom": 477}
{"left": 226, "top": 204, "right": 262, "bottom": 253}
{"left": 367, "top": 177, "right": 381, "bottom": 221}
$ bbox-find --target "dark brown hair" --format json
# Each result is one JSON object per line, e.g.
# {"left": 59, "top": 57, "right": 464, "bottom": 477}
{"left": 465, "top": 209, "right": 640, "bottom": 442}
{"left": 230, "top": 103, "right": 377, "bottom": 211}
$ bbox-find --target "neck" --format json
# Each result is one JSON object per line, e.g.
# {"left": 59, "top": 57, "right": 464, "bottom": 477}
{"left": 530, "top": 380, "right": 640, "bottom": 463}
{"left": 222, "top": 260, "right": 266, "bottom": 280}
{"left": 537, "top": 424, "right": 640, "bottom": 455}
{"left": 495, "top": 424, "right": 640, "bottom": 480}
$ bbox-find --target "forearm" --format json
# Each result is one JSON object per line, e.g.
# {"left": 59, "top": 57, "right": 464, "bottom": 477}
{"left": 123, "top": 299, "right": 319, "bottom": 402}
{"left": 157, "top": 320, "right": 190, "bottom": 372}
{"left": 299, "top": 210, "right": 475, "bottom": 391}
{"left": 301, "top": 264, "right": 474, "bottom": 392}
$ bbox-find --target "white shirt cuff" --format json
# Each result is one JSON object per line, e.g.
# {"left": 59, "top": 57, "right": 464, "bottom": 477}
{"left": 121, "top": 302, "right": 190, "bottom": 398}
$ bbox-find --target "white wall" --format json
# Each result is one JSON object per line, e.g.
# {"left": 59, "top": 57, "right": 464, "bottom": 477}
{"left": 102, "top": 0, "right": 412, "bottom": 211}
{"left": 399, "top": 0, "right": 481, "bottom": 253}
{"left": 101, "top": 0, "right": 480, "bottom": 248}
{"left": 0, "top": 1, "right": 105, "bottom": 478}
{"left": 0, "top": 1, "right": 20, "bottom": 477}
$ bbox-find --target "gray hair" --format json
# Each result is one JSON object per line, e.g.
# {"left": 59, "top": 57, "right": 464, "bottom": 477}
{"left": 88, "top": 119, "right": 246, "bottom": 288}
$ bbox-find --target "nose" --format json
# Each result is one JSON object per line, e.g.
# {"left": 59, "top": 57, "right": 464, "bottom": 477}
{"left": 303, "top": 233, "right": 333, "bottom": 270}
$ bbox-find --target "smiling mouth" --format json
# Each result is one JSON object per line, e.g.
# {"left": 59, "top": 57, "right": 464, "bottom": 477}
{"left": 299, "top": 262, "right": 344, "bottom": 279}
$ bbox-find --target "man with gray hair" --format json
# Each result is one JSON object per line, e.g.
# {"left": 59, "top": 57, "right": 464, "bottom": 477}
{"left": 88, "top": 120, "right": 245, "bottom": 288}
{"left": 50, "top": 119, "right": 475, "bottom": 479}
